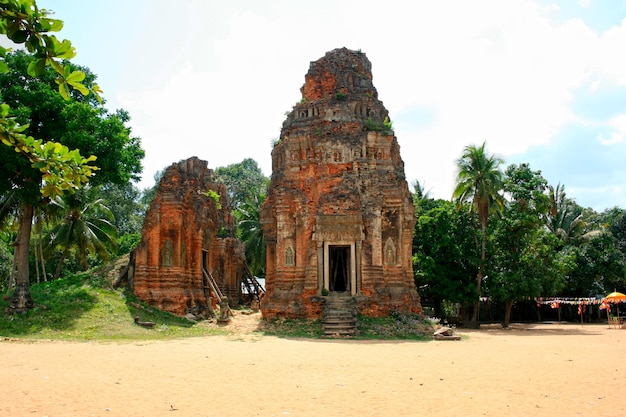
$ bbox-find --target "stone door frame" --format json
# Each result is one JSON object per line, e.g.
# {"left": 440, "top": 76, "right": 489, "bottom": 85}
{"left": 323, "top": 240, "right": 357, "bottom": 296}
{"left": 314, "top": 214, "right": 363, "bottom": 297}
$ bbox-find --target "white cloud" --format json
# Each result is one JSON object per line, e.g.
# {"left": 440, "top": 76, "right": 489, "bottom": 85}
{"left": 598, "top": 114, "right": 626, "bottom": 145}
{"left": 598, "top": 133, "right": 624, "bottom": 145}
{"left": 372, "top": 0, "right": 601, "bottom": 198}
{"left": 610, "top": 113, "right": 626, "bottom": 131}
{"left": 596, "top": 19, "right": 626, "bottom": 84}
{"left": 106, "top": 0, "right": 626, "bottom": 209}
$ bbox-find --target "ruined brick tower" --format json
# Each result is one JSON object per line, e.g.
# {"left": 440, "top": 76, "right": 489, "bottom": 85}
{"left": 131, "top": 157, "right": 245, "bottom": 317}
{"left": 260, "top": 48, "right": 421, "bottom": 319}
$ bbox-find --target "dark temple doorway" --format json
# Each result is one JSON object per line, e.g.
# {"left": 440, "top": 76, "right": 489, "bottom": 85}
{"left": 329, "top": 245, "right": 350, "bottom": 292}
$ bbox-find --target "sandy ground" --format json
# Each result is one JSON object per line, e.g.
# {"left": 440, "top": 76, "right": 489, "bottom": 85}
{"left": 1, "top": 313, "right": 625, "bottom": 417}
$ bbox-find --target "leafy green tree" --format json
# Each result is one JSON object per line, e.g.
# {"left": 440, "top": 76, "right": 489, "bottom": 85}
{"left": 96, "top": 182, "right": 144, "bottom": 256}
{"left": 562, "top": 232, "right": 626, "bottom": 296}
{"left": 487, "top": 164, "right": 572, "bottom": 327}
{"left": 413, "top": 199, "right": 479, "bottom": 319}
{"left": 98, "top": 182, "right": 144, "bottom": 237}
{"left": 411, "top": 179, "right": 431, "bottom": 201}
{"left": 43, "top": 186, "right": 117, "bottom": 279}
{"left": 453, "top": 142, "right": 504, "bottom": 323}
{"left": 216, "top": 159, "right": 269, "bottom": 275}
{"left": 235, "top": 192, "right": 266, "bottom": 277}
{"left": 0, "top": 51, "right": 143, "bottom": 312}
{"left": 215, "top": 158, "right": 269, "bottom": 211}
{"left": 0, "top": 1, "right": 100, "bottom": 197}
{"left": 411, "top": 179, "right": 438, "bottom": 214}
{"left": 0, "top": 1, "right": 110, "bottom": 312}
{"left": 545, "top": 183, "right": 593, "bottom": 245}
{"left": 542, "top": 192, "right": 624, "bottom": 297}
{"left": 139, "top": 169, "right": 164, "bottom": 212}
{"left": 117, "top": 233, "right": 141, "bottom": 257}
{"left": 603, "top": 207, "right": 626, "bottom": 254}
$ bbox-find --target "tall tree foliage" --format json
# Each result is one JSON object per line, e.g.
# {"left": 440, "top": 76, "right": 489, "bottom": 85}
{"left": 43, "top": 186, "right": 117, "bottom": 279}
{"left": 453, "top": 142, "right": 504, "bottom": 323}
{"left": 543, "top": 191, "right": 624, "bottom": 297}
{"left": 411, "top": 179, "right": 438, "bottom": 215}
{"left": 138, "top": 169, "right": 164, "bottom": 211}
{"left": 564, "top": 234, "right": 625, "bottom": 296}
{"left": 604, "top": 207, "right": 626, "bottom": 255}
{"left": 236, "top": 192, "right": 266, "bottom": 277}
{"left": 0, "top": 50, "right": 143, "bottom": 312}
{"left": 215, "top": 158, "right": 269, "bottom": 211}
{"left": 413, "top": 199, "right": 479, "bottom": 319}
{"left": 0, "top": 1, "right": 101, "bottom": 311}
{"left": 96, "top": 182, "right": 144, "bottom": 256}
{"left": 419, "top": 143, "right": 624, "bottom": 323}
{"left": 0, "top": 0, "right": 100, "bottom": 197}
{"left": 488, "top": 164, "right": 572, "bottom": 327}
{"left": 97, "top": 182, "right": 144, "bottom": 237}
{"left": 216, "top": 159, "right": 269, "bottom": 275}
{"left": 0, "top": 0, "right": 103, "bottom": 312}
{"left": 545, "top": 183, "right": 589, "bottom": 245}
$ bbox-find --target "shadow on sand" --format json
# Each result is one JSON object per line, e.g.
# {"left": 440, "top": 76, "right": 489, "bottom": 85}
{"left": 460, "top": 322, "right": 609, "bottom": 337}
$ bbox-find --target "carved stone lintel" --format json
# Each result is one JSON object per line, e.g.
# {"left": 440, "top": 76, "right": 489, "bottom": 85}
{"left": 314, "top": 215, "right": 363, "bottom": 242}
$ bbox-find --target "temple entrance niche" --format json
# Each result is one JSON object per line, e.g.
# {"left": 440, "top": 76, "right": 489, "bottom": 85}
{"left": 316, "top": 214, "right": 362, "bottom": 297}
{"left": 326, "top": 244, "right": 354, "bottom": 294}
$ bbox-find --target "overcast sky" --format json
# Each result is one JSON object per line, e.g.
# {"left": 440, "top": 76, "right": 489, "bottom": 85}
{"left": 43, "top": 0, "right": 626, "bottom": 211}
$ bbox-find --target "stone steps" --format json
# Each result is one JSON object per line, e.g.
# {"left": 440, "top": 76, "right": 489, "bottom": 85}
{"left": 322, "top": 296, "right": 357, "bottom": 337}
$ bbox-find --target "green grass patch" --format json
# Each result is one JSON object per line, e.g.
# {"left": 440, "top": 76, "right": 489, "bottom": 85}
{"left": 261, "top": 318, "right": 324, "bottom": 338}
{"left": 0, "top": 269, "right": 433, "bottom": 342}
{"left": 0, "top": 272, "right": 228, "bottom": 341}
{"left": 356, "top": 313, "right": 432, "bottom": 340}
{"left": 260, "top": 313, "right": 433, "bottom": 340}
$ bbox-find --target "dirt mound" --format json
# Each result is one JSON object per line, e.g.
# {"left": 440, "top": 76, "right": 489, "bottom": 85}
{"left": 94, "top": 253, "right": 130, "bottom": 284}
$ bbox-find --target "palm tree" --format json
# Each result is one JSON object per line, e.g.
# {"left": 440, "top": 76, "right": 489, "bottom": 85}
{"left": 411, "top": 179, "right": 436, "bottom": 214}
{"left": 236, "top": 193, "right": 266, "bottom": 277}
{"left": 44, "top": 186, "right": 118, "bottom": 279}
{"left": 453, "top": 142, "right": 504, "bottom": 323}
{"left": 545, "top": 183, "right": 590, "bottom": 243}
{"left": 411, "top": 179, "right": 432, "bottom": 201}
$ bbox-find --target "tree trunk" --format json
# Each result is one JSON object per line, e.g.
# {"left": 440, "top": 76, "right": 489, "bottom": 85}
{"left": 460, "top": 303, "right": 471, "bottom": 323}
{"left": 53, "top": 250, "right": 68, "bottom": 280}
{"left": 502, "top": 300, "right": 514, "bottom": 328}
{"left": 9, "top": 204, "right": 35, "bottom": 313}
{"left": 434, "top": 297, "right": 443, "bottom": 320}
{"left": 34, "top": 236, "right": 40, "bottom": 283}
{"left": 536, "top": 303, "right": 542, "bottom": 322}
{"left": 39, "top": 235, "right": 47, "bottom": 282}
{"left": 36, "top": 216, "right": 47, "bottom": 282}
{"left": 6, "top": 245, "right": 17, "bottom": 295}
{"left": 471, "top": 221, "right": 487, "bottom": 324}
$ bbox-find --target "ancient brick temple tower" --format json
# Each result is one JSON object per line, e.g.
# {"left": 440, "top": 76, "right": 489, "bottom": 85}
{"left": 130, "top": 157, "right": 245, "bottom": 317}
{"left": 260, "top": 48, "right": 421, "bottom": 319}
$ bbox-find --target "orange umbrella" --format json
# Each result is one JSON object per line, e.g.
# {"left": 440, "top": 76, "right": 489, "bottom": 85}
{"left": 603, "top": 291, "right": 626, "bottom": 303}
{"left": 603, "top": 291, "right": 626, "bottom": 325}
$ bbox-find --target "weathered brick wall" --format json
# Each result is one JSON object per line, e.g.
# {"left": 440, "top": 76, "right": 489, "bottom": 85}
{"left": 132, "top": 157, "right": 245, "bottom": 317}
{"left": 261, "top": 48, "right": 421, "bottom": 319}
